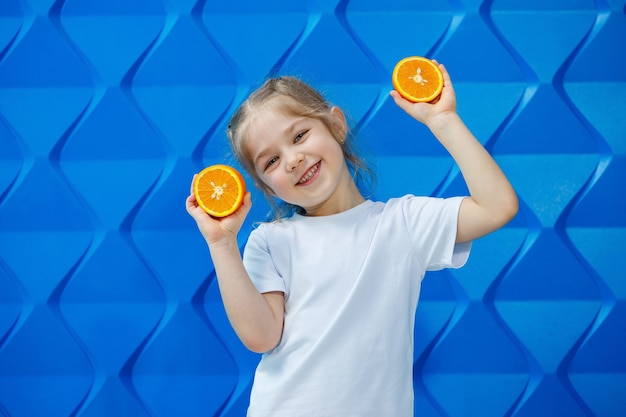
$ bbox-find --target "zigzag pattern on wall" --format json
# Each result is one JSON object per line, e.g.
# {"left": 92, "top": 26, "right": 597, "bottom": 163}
{"left": 0, "top": 0, "right": 624, "bottom": 416}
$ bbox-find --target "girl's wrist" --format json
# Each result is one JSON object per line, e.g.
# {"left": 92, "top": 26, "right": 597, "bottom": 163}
{"left": 207, "top": 234, "right": 239, "bottom": 252}
{"left": 426, "top": 111, "right": 460, "bottom": 134}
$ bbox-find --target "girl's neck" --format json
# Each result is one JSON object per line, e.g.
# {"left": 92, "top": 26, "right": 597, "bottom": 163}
{"left": 303, "top": 182, "right": 365, "bottom": 217}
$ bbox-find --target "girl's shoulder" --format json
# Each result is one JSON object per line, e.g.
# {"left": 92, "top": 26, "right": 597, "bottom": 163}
{"left": 384, "top": 194, "right": 463, "bottom": 208}
{"left": 378, "top": 194, "right": 433, "bottom": 212}
{"left": 380, "top": 194, "right": 467, "bottom": 227}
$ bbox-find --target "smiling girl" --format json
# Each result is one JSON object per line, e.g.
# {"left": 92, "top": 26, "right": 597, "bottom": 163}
{"left": 186, "top": 63, "right": 518, "bottom": 417}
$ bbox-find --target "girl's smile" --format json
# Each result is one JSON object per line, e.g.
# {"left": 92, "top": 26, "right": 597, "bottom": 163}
{"left": 297, "top": 161, "right": 321, "bottom": 186}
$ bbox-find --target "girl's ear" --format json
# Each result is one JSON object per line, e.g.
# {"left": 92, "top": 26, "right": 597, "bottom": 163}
{"left": 330, "top": 106, "right": 348, "bottom": 142}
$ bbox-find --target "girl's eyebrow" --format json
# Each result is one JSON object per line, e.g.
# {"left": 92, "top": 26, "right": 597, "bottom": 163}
{"left": 250, "top": 137, "right": 275, "bottom": 167}
{"left": 283, "top": 118, "right": 305, "bottom": 137}
{"left": 253, "top": 149, "right": 270, "bottom": 166}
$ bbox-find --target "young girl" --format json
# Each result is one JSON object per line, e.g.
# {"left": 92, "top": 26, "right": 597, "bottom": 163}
{"left": 186, "top": 62, "right": 518, "bottom": 417}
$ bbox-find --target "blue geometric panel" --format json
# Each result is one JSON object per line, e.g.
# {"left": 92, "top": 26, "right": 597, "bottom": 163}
{"left": 204, "top": 1, "right": 309, "bottom": 83}
{"left": 0, "top": 118, "right": 22, "bottom": 201}
{"left": 0, "top": 305, "right": 93, "bottom": 417}
{"left": 60, "top": 0, "right": 165, "bottom": 85}
{"left": 1, "top": 0, "right": 625, "bottom": 416}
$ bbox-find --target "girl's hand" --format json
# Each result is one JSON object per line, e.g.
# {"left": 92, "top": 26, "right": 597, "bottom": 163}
{"left": 390, "top": 61, "right": 457, "bottom": 129}
{"left": 185, "top": 175, "right": 252, "bottom": 247}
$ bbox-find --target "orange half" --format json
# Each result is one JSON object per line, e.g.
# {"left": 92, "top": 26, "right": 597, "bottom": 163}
{"left": 392, "top": 56, "right": 444, "bottom": 103}
{"left": 193, "top": 164, "right": 246, "bottom": 217}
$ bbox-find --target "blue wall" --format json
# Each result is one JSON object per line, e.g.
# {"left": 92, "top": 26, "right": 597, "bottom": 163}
{"left": 1, "top": 0, "right": 625, "bottom": 416}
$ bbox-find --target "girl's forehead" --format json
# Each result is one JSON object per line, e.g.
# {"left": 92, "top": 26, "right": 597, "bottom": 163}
{"left": 248, "top": 100, "right": 305, "bottom": 134}
{"left": 249, "top": 106, "right": 288, "bottom": 132}
{"left": 257, "top": 96, "right": 300, "bottom": 118}
{"left": 242, "top": 107, "right": 293, "bottom": 154}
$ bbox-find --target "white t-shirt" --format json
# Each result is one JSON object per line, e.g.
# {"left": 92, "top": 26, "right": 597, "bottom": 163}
{"left": 242, "top": 195, "right": 471, "bottom": 417}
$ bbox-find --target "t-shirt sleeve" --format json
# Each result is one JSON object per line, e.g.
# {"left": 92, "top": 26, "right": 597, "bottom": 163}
{"left": 400, "top": 195, "right": 471, "bottom": 271}
{"left": 242, "top": 225, "right": 286, "bottom": 294}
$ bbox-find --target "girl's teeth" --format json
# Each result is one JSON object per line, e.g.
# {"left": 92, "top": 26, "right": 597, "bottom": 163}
{"left": 299, "top": 164, "right": 318, "bottom": 184}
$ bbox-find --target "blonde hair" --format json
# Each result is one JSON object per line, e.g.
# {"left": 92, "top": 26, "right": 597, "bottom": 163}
{"left": 227, "top": 76, "right": 374, "bottom": 219}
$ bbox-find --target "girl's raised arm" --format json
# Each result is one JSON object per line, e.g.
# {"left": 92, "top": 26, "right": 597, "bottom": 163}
{"left": 390, "top": 62, "right": 518, "bottom": 242}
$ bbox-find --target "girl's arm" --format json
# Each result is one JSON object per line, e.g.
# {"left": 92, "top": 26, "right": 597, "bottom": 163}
{"left": 186, "top": 184, "right": 284, "bottom": 353}
{"left": 390, "top": 62, "right": 518, "bottom": 243}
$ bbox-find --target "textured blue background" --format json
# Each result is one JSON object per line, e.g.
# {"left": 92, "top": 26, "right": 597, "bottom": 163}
{"left": 1, "top": 0, "right": 625, "bottom": 416}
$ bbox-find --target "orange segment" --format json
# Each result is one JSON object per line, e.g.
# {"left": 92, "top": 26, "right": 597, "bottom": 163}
{"left": 392, "top": 56, "right": 444, "bottom": 103}
{"left": 193, "top": 164, "right": 246, "bottom": 217}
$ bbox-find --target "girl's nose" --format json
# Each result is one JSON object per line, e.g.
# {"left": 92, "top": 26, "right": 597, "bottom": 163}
{"left": 288, "top": 153, "right": 305, "bottom": 171}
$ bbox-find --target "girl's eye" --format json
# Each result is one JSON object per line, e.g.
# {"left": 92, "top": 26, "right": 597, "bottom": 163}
{"left": 264, "top": 156, "right": 278, "bottom": 171}
{"left": 294, "top": 130, "right": 308, "bottom": 143}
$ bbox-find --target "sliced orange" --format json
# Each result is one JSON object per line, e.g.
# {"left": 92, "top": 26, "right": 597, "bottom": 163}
{"left": 392, "top": 56, "right": 444, "bottom": 103}
{"left": 193, "top": 164, "right": 246, "bottom": 217}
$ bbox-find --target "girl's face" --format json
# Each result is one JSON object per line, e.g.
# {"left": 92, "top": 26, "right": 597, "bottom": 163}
{"left": 244, "top": 103, "right": 363, "bottom": 216}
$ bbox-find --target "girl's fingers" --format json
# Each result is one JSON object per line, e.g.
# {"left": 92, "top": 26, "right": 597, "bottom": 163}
{"left": 389, "top": 89, "right": 413, "bottom": 113}
{"left": 185, "top": 194, "right": 200, "bottom": 216}
{"left": 189, "top": 174, "right": 198, "bottom": 195}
